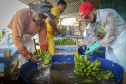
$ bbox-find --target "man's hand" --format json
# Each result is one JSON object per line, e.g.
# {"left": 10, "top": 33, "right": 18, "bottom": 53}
{"left": 86, "top": 46, "right": 92, "bottom": 52}
{"left": 56, "top": 30, "right": 62, "bottom": 35}
{"left": 29, "top": 55, "right": 40, "bottom": 63}
{"left": 85, "top": 42, "right": 101, "bottom": 55}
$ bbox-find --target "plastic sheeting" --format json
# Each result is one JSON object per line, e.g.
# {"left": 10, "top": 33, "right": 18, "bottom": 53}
{"left": 20, "top": 55, "right": 124, "bottom": 84}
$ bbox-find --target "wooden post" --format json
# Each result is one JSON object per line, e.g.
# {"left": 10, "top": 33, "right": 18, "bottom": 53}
{"left": 4, "top": 49, "right": 11, "bottom": 83}
{"left": 76, "top": 41, "right": 78, "bottom": 52}
{"left": 4, "top": 49, "right": 11, "bottom": 59}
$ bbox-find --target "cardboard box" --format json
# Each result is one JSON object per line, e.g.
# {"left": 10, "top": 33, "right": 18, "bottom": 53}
{"left": 74, "top": 31, "right": 81, "bottom": 35}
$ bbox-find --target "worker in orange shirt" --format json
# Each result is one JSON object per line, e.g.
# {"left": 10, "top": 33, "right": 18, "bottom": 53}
{"left": 7, "top": 0, "right": 54, "bottom": 67}
{"left": 45, "top": 0, "right": 67, "bottom": 55}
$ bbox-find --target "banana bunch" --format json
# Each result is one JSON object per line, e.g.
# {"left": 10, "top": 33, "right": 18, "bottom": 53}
{"left": 96, "top": 70, "right": 114, "bottom": 80}
{"left": 74, "top": 52, "right": 101, "bottom": 78}
{"left": 32, "top": 50, "right": 52, "bottom": 68}
{"left": 55, "top": 39, "right": 76, "bottom": 45}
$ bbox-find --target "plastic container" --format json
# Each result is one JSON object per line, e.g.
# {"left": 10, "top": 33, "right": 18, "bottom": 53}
{"left": 55, "top": 45, "right": 77, "bottom": 53}
{"left": 84, "top": 36, "right": 87, "bottom": 45}
{"left": 66, "top": 32, "right": 70, "bottom": 36}
{"left": 78, "top": 45, "right": 106, "bottom": 58}
{"left": 70, "top": 26, "right": 74, "bottom": 36}
{"left": 70, "top": 32, "right": 74, "bottom": 36}
{"left": 20, "top": 55, "right": 124, "bottom": 84}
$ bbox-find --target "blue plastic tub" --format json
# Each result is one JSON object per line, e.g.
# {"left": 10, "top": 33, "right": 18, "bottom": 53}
{"left": 78, "top": 45, "right": 106, "bottom": 58}
{"left": 20, "top": 55, "right": 124, "bottom": 84}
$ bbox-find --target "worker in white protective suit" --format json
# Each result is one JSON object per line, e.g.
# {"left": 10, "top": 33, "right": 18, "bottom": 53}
{"left": 0, "top": 28, "right": 14, "bottom": 48}
{"left": 79, "top": 2, "right": 126, "bottom": 84}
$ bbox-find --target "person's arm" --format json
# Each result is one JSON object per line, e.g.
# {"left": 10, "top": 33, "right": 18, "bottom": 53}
{"left": 39, "top": 22, "right": 48, "bottom": 53}
{"left": 10, "top": 10, "right": 31, "bottom": 59}
{"left": 11, "top": 10, "right": 40, "bottom": 63}
{"left": 47, "top": 7, "right": 61, "bottom": 35}
{"left": 86, "top": 24, "right": 97, "bottom": 46}
{"left": 99, "top": 12, "right": 116, "bottom": 47}
{"left": 47, "top": 17, "right": 60, "bottom": 35}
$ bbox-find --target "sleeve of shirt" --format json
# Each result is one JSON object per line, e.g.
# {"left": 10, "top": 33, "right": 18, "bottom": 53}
{"left": 50, "top": 8, "right": 57, "bottom": 21}
{"left": 87, "top": 24, "right": 97, "bottom": 46}
{"left": 99, "top": 12, "right": 116, "bottom": 47}
{"left": 39, "top": 22, "right": 48, "bottom": 53}
{"left": 11, "top": 10, "right": 31, "bottom": 58}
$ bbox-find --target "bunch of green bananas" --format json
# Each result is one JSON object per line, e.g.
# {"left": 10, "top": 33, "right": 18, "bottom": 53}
{"left": 55, "top": 39, "right": 76, "bottom": 45}
{"left": 74, "top": 52, "right": 101, "bottom": 78}
{"left": 32, "top": 50, "right": 52, "bottom": 68}
{"left": 96, "top": 70, "right": 114, "bottom": 80}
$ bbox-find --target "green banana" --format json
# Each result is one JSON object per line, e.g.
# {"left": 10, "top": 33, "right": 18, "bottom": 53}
{"left": 93, "top": 59, "right": 98, "bottom": 63}
{"left": 74, "top": 51, "right": 103, "bottom": 79}
{"left": 95, "top": 68, "right": 100, "bottom": 71}
{"left": 87, "top": 66, "right": 91, "bottom": 70}
{"left": 82, "top": 79, "right": 94, "bottom": 83}
{"left": 86, "top": 72, "right": 90, "bottom": 78}
{"left": 40, "top": 53, "right": 44, "bottom": 59}
{"left": 103, "top": 71, "right": 112, "bottom": 80}
{"left": 80, "top": 62, "right": 83, "bottom": 66}
{"left": 89, "top": 62, "right": 94, "bottom": 68}
{"left": 88, "top": 70, "right": 92, "bottom": 73}
{"left": 90, "top": 72, "right": 96, "bottom": 75}
{"left": 84, "top": 55, "right": 88, "bottom": 63}
{"left": 79, "top": 55, "right": 84, "bottom": 62}
{"left": 94, "top": 50, "right": 104, "bottom": 53}
{"left": 92, "top": 66, "right": 97, "bottom": 71}
{"left": 43, "top": 59, "right": 49, "bottom": 64}
{"left": 74, "top": 69, "right": 81, "bottom": 75}
{"left": 33, "top": 50, "right": 37, "bottom": 55}
{"left": 41, "top": 64, "right": 50, "bottom": 68}
{"left": 86, "top": 61, "right": 90, "bottom": 66}
{"left": 84, "top": 69, "right": 87, "bottom": 73}
{"left": 37, "top": 50, "right": 40, "bottom": 55}
{"left": 81, "top": 72, "right": 85, "bottom": 76}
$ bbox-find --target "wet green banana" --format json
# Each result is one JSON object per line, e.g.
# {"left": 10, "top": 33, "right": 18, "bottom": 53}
{"left": 86, "top": 61, "right": 90, "bottom": 66}
{"left": 74, "top": 52, "right": 103, "bottom": 78}
{"left": 79, "top": 55, "right": 84, "bottom": 62}
{"left": 33, "top": 50, "right": 37, "bottom": 55}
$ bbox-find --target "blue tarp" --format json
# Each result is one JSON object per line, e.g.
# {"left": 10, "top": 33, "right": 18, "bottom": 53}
{"left": 20, "top": 55, "right": 124, "bottom": 84}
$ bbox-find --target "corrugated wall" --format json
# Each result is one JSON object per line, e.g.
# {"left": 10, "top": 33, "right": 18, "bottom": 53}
{"left": 99, "top": 0, "right": 126, "bottom": 21}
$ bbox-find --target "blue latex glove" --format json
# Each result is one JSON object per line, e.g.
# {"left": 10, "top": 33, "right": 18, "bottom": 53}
{"left": 85, "top": 42, "right": 101, "bottom": 55}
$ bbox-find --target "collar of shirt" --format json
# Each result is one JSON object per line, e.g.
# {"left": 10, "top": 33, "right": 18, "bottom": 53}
{"left": 55, "top": 7, "right": 60, "bottom": 14}
{"left": 96, "top": 10, "right": 100, "bottom": 23}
